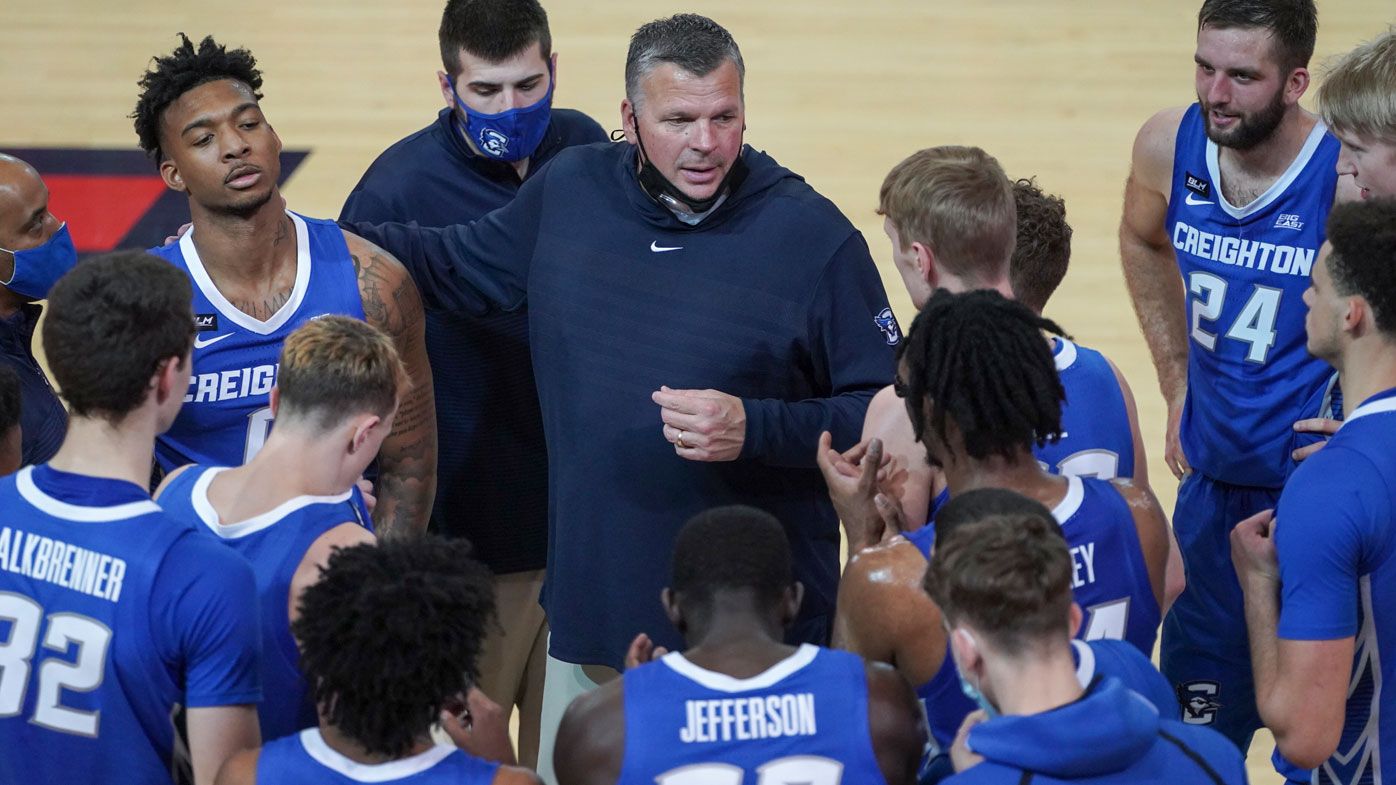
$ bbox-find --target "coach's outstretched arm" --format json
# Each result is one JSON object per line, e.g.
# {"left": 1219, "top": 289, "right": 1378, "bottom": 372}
{"left": 340, "top": 168, "right": 543, "bottom": 315}
{"left": 654, "top": 233, "right": 894, "bottom": 468}
{"left": 1120, "top": 107, "right": 1191, "bottom": 479}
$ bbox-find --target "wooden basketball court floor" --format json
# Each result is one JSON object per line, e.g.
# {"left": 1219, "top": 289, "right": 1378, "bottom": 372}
{"left": 3, "top": 0, "right": 1390, "bottom": 779}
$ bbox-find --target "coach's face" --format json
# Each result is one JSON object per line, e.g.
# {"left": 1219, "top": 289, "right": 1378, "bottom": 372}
{"left": 1194, "top": 25, "right": 1305, "bottom": 151}
{"left": 0, "top": 159, "right": 61, "bottom": 285}
{"left": 622, "top": 60, "right": 745, "bottom": 206}
{"left": 157, "top": 79, "right": 282, "bottom": 216}
{"left": 1335, "top": 132, "right": 1396, "bottom": 201}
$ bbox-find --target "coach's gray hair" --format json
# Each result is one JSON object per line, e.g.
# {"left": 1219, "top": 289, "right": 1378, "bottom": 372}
{"left": 624, "top": 14, "right": 745, "bottom": 108}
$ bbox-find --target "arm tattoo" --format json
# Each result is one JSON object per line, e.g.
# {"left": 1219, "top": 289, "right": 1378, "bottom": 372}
{"left": 354, "top": 246, "right": 437, "bottom": 536}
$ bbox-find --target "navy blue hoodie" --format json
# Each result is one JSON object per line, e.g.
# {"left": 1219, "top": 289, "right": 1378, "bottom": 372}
{"left": 950, "top": 678, "right": 1247, "bottom": 785}
{"left": 340, "top": 107, "right": 605, "bottom": 574}
{"left": 346, "top": 141, "right": 897, "bottom": 668}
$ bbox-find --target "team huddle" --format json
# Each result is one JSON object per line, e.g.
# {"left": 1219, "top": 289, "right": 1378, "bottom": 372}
{"left": 1, "top": 0, "right": 1394, "bottom": 783}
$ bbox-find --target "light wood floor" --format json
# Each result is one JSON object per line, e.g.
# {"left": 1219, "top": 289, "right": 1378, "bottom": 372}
{"left": 4, "top": 0, "right": 1391, "bottom": 779}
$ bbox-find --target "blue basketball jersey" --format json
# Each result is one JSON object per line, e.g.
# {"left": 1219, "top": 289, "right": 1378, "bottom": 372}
{"left": 158, "top": 465, "right": 371, "bottom": 741}
{"left": 0, "top": 465, "right": 260, "bottom": 784}
{"left": 1273, "top": 387, "right": 1396, "bottom": 785}
{"left": 1038, "top": 338, "right": 1135, "bottom": 480}
{"left": 255, "top": 728, "right": 500, "bottom": 784}
{"left": 618, "top": 645, "right": 888, "bottom": 785}
{"left": 147, "top": 212, "right": 365, "bottom": 471}
{"left": 1166, "top": 103, "right": 1339, "bottom": 487}
{"left": 908, "top": 476, "right": 1160, "bottom": 749}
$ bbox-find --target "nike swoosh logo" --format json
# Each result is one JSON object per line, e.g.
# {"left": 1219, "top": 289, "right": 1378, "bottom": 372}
{"left": 194, "top": 334, "right": 232, "bottom": 349}
{"left": 1185, "top": 193, "right": 1214, "bottom": 206}
{"left": 650, "top": 241, "right": 683, "bottom": 253}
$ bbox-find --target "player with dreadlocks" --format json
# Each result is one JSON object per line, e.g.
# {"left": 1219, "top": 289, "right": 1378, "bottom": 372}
{"left": 132, "top": 33, "right": 436, "bottom": 536}
{"left": 215, "top": 535, "right": 539, "bottom": 784}
{"left": 829, "top": 289, "right": 1174, "bottom": 778}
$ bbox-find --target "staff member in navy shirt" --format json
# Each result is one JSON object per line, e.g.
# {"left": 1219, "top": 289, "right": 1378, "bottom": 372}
{"left": 0, "top": 154, "right": 70, "bottom": 468}
{"left": 339, "top": 0, "right": 604, "bottom": 768}
{"left": 345, "top": 14, "right": 897, "bottom": 780}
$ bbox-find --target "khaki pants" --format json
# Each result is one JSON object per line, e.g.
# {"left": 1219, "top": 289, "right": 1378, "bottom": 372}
{"left": 476, "top": 569, "right": 549, "bottom": 768}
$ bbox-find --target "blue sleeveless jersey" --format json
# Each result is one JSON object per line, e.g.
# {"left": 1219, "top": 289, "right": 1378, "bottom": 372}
{"left": 908, "top": 476, "right": 1160, "bottom": 749}
{"left": 1039, "top": 338, "right": 1135, "bottom": 480}
{"left": 0, "top": 465, "right": 260, "bottom": 784}
{"left": 1272, "top": 388, "right": 1396, "bottom": 785}
{"left": 618, "top": 645, "right": 888, "bottom": 785}
{"left": 159, "top": 465, "right": 371, "bottom": 741}
{"left": 147, "top": 211, "right": 365, "bottom": 471}
{"left": 256, "top": 728, "right": 500, "bottom": 784}
{"left": 1166, "top": 103, "right": 1339, "bottom": 487}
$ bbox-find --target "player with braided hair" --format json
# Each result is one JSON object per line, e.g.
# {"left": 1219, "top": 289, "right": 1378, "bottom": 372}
{"left": 830, "top": 289, "right": 1174, "bottom": 777}
{"left": 215, "top": 535, "right": 539, "bottom": 785}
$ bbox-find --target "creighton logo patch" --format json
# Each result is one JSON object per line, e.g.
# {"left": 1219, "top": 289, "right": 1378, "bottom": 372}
{"left": 874, "top": 307, "right": 901, "bottom": 346}
{"left": 1179, "top": 680, "right": 1222, "bottom": 725}
{"left": 478, "top": 128, "right": 510, "bottom": 157}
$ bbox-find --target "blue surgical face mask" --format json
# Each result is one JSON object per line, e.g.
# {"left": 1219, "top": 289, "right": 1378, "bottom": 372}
{"left": 951, "top": 629, "right": 999, "bottom": 718}
{"left": 452, "top": 71, "right": 554, "bottom": 163}
{"left": 1, "top": 222, "right": 78, "bottom": 300}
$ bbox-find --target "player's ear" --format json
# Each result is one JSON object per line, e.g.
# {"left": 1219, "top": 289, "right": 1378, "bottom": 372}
{"left": 913, "top": 241, "right": 938, "bottom": 290}
{"left": 661, "top": 588, "right": 684, "bottom": 632}
{"left": 950, "top": 627, "right": 983, "bottom": 676}
{"left": 268, "top": 386, "right": 282, "bottom": 417}
{"left": 152, "top": 354, "right": 183, "bottom": 404}
{"left": 1285, "top": 66, "right": 1310, "bottom": 104}
{"left": 350, "top": 414, "right": 383, "bottom": 454}
{"left": 1347, "top": 295, "right": 1370, "bottom": 335}
{"left": 781, "top": 582, "right": 804, "bottom": 626}
{"left": 1068, "top": 603, "right": 1083, "bottom": 638}
{"left": 159, "top": 157, "right": 186, "bottom": 194}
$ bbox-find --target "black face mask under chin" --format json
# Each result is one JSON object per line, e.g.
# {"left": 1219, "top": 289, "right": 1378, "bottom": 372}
{"left": 626, "top": 122, "right": 748, "bottom": 214}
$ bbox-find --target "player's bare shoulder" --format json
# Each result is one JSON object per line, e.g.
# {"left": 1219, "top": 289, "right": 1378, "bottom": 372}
{"left": 340, "top": 230, "right": 423, "bottom": 340}
{"left": 553, "top": 678, "right": 625, "bottom": 785}
{"left": 1130, "top": 106, "right": 1190, "bottom": 195}
{"left": 844, "top": 534, "right": 928, "bottom": 590}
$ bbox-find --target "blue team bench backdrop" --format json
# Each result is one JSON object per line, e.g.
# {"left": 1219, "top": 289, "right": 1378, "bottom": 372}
{"left": 3, "top": 147, "right": 309, "bottom": 257}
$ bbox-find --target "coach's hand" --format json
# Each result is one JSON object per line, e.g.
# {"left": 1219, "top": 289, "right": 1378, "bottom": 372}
{"left": 1164, "top": 397, "right": 1191, "bottom": 480}
{"left": 654, "top": 386, "right": 746, "bottom": 462}
{"left": 1292, "top": 417, "right": 1340, "bottom": 461}
{"left": 1230, "top": 509, "right": 1279, "bottom": 586}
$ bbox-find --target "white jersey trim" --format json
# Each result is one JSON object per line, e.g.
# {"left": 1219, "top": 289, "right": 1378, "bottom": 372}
{"left": 298, "top": 728, "right": 456, "bottom": 782}
{"left": 191, "top": 466, "right": 354, "bottom": 539}
{"left": 179, "top": 210, "right": 313, "bottom": 336}
{"left": 661, "top": 643, "right": 820, "bottom": 693}
{"left": 1053, "top": 338, "right": 1079, "bottom": 372}
{"left": 1343, "top": 395, "right": 1396, "bottom": 427}
{"left": 1205, "top": 119, "right": 1330, "bottom": 220}
{"left": 1071, "top": 639, "right": 1096, "bottom": 688}
{"left": 1051, "top": 475, "right": 1085, "bottom": 524}
{"left": 15, "top": 466, "right": 161, "bottom": 522}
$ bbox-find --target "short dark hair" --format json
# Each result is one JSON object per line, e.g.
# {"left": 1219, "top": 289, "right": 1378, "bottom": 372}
{"left": 935, "top": 487, "right": 1064, "bottom": 547}
{"left": 1009, "top": 177, "right": 1073, "bottom": 313}
{"left": 897, "top": 289, "right": 1068, "bottom": 463}
{"left": 276, "top": 316, "right": 409, "bottom": 430}
{"left": 1325, "top": 198, "right": 1396, "bottom": 335}
{"left": 132, "top": 34, "right": 263, "bottom": 163}
{"left": 0, "top": 365, "right": 19, "bottom": 435}
{"left": 42, "top": 251, "right": 194, "bottom": 419}
{"left": 924, "top": 498, "right": 1074, "bottom": 655}
{"left": 671, "top": 506, "right": 793, "bottom": 619}
{"left": 438, "top": 0, "right": 552, "bottom": 77}
{"left": 293, "top": 536, "right": 495, "bottom": 759}
{"left": 626, "top": 14, "right": 745, "bottom": 107}
{"left": 1197, "top": 0, "right": 1318, "bottom": 74}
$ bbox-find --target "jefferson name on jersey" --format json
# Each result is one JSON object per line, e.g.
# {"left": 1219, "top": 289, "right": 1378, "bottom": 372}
{"left": 1172, "top": 221, "right": 1315, "bottom": 277}
{"left": 0, "top": 525, "right": 126, "bottom": 602}
{"left": 184, "top": 362, "right": 278, "bottom": 404}
{"left": 679, "top": 692, "right": 818, "bottom": 744}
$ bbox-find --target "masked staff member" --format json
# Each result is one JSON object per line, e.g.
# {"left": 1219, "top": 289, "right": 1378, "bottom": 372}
{"left": 340, "top": 1, "right": 605, "bottom": 766}
{"left": 0, "top": 153, "right": 72, "bottom": 468}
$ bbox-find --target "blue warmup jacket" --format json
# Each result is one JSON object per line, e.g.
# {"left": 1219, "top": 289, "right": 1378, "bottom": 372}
{"left": 950, "top": 678, "right": 1247, "bottom": 785}
{"left": 346, "top": 142, "right": 898, "bottom": 669}
{"left": 340, "top": 107, "right": 605, "bottom": 574}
